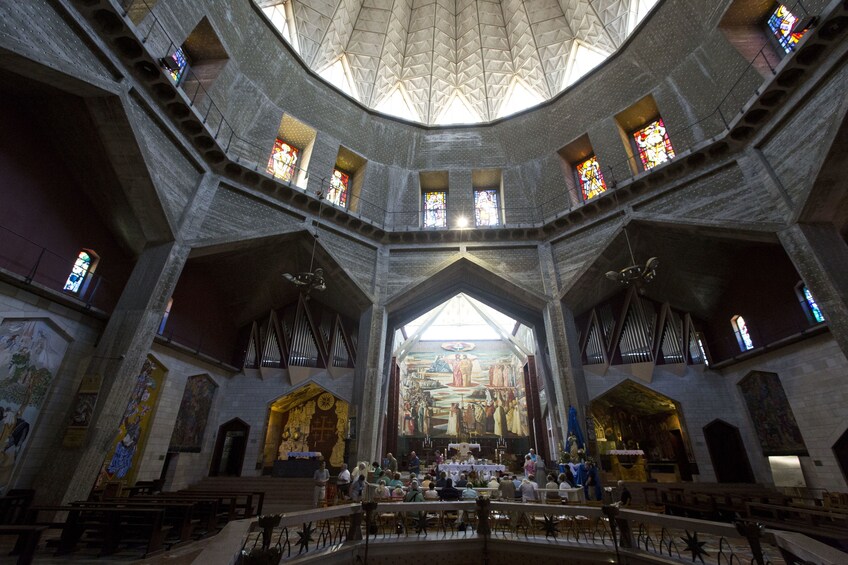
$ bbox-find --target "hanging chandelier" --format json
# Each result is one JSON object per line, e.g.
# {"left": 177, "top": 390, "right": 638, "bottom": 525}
{"left": 605, "top": 227, "right": 659, "bottom": 286}
{"left": 282, "top": 192, "right": 327, "bottom": 297}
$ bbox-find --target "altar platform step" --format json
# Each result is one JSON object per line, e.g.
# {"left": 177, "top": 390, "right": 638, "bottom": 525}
{"left": 187, "top": 476, "right": 316, "bottom": 514}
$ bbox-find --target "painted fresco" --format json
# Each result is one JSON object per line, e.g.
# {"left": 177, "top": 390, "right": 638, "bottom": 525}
{"left": 398, "top": 341, "right": 528, "bottom": 439}
{"left": 738, "top": 371, "right": 807, "bottom": 456}
{"left": 264, "top": 383, "right": 348, "bottom": 469}
{"left": 0, "top": 319, "right": 70, "bottom": 493}
{"left": 169, "top": 375, "right": 217, "bottom": 453}
{"left": 95, "top": 356, "right": 165, "bottom": 487}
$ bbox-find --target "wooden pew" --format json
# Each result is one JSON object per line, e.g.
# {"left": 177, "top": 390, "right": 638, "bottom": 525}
{"left": 745, "top": 501, "right": 848, "bottom": 541}
{"left": 69, "top": 499, "right": 199, "bottom": 544}
{"left": 180, "top": 489, "right": 264, "bottom": 518}
{"left": 0, "top": 524, "right": 48, "bottom": 565}
{"left": 25, "top": 505, "right": 170, "bottom": 557}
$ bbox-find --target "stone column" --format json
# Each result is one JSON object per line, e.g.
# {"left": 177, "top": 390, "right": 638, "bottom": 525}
{"left": 36, "top": 240, "right": 191, "bottom": 504}
{"left": 779, "top": 223, "right": 848, "bottom": 358}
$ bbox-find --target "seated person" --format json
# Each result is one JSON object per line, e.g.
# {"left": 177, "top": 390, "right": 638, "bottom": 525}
{"left": 388, "top": 472, "right": 404, "bottom": 488}
{"left": 424, "top": 483, "right": 440, "bottom": 500}
{"left": 498, "top": 476, "right": 515, "bottom": 500}
{"left": 439, "top": 478, "right": 461, "bottom": 501}
{"left": 461, "top": 484, "right": 478, "bottom": 499}
{"left": 512, "top": 474, "right": 522, "bottom": 492}
{"left": 520, "top": 477, "right": 538, "bottom": 503}
{"left": 351, "top": 475, "right": 366, "bottom": 501}
{"left": 616, "top": 480, "right": 632, "bottom": 507}
{"left": 545, "top": 474, "right": 560, "bottom": 501}
{"left": 435, "top": 471, "right": 448, "bottom": 488}
{"left": 487, "top": 476, "right": 500, "bottom": 497}
{"left": 391, "top": 486, "right": 405, "bottom": 500}
{"left": 374, "top": 479, "right": 391, "bottom": 500}
{"left": 455, "top": 473, "right": 468, "bottom": 488}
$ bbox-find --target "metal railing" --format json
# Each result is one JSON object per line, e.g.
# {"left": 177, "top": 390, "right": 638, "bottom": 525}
{"left": 0, "top": 223, "right": 117, "bottom": 312}
{"left": 112, "top": 0, "right": 816, "bottom": 232}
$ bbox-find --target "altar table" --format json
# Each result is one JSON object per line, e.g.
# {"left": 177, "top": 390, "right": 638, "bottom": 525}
{"left": 440, "top": 463, "right": 505, "bottom": 478}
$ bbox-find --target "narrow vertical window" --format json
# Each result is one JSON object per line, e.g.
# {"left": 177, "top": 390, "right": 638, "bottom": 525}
{"left": 798, "top": 283, "right": 825, "bottom": 323}
{"left": 266, "top": 139, "right": 300, "bottom": 182}
{"left": 158, "top": 297, "right": 174, "bottom": 335}
{"left": 768, "top": 4, "right": 808, "bottom": 54}
{"left": 633, "top": 118, "right": 675, "bottom": 170}
{"left": 64, "top": 250, "right": 96, "bottom": 293}
{"left": 474, "top": 189, "right": 500, "bottom": 227}
{"left": 327, "top": 169, "right": 349, "bottom": 207}
{"left": 423, "top": 191, "right": 447, "bottom": 228}
{"left": 166, "top": 47, "right": 188, "bottom": 84}
{"left": 697, "top": 335, "right": 710, "bottom": 367}
{"left": 731, "top": 315, "right": 754, "bottom": 351}
{"left": 575, "top": 155, "right": 607, "bottom": 201}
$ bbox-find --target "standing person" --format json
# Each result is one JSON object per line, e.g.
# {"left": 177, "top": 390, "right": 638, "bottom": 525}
{"left": 523, "top": 454, "right": 536, "bottom": 478}
{"left": 617, "top": 480, "right": 632, "bottom": 507}
{"left": 386, "top": 452, "right": 398, "bottom": 474}
{"left": 350, "top": 474, "right": 366, "bottom": 501}
{"left": 581, "top": 461, "right": 602, "bottom": 501}
{"left": 313, "top": 460, "right": 330, "bottom": 508}
{"left": 337, "top": 463, "right": 351, "bottom": 501}
{"left": 408, "top": 450, "right": 420, "bottom": 475}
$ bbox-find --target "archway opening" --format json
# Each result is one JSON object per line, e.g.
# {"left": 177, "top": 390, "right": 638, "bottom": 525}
{"left": 590, "top": 380, "right": 695, "bottom": 482}
{"left": 209, "top": 418, "right": 250, "bottom": 477}
{"left": 387, "top": 292, "right": 546, "bottom": 476}
{"left": 704, "top": 419, "right": 755, "bottom": 483}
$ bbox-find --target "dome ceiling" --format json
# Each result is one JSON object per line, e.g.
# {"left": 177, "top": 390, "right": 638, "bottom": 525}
{"left": 259, "top": 0, "right": 659, "bottom": 125}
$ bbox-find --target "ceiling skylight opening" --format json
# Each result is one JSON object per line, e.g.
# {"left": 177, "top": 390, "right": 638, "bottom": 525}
{"left": 400, "top": 293, "right": 525, "bottom": 345}
{"left": 497, "top": 78, "right": 545, "bottom": 119}
{"left": 631, "top": 0, "right": 661, "bottom": 33}
{"left": 374, "top": 84, "right": 420, "bottom": 123}
{"left": 563, "top": 41, "right": 610, "bottom": 89}
{"left": 318, "top": 55, "right": 360, "bottom": 101}
{"left": 434, "top": 91, "right": 481, "bottom": 125}
{"left": 262, "top": 2, "right": 299, "bottom": 55}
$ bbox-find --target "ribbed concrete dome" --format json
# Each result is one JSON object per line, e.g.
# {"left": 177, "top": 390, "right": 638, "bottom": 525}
{"left": 259, "top": 0, "right": 659, "bottom": 125}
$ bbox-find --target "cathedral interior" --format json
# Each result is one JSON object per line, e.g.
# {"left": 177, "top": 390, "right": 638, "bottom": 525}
{"left": 1, "top": 0, "right": 848, "bottom": 558}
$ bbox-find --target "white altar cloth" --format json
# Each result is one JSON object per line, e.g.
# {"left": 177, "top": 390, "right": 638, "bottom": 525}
{"left": 440, "top": 462, "right": 505, "bottom": 478}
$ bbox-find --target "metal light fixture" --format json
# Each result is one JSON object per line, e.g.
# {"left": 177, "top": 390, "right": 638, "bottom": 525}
{"left": 282, "top": 192, "right": 327, "bottom": 297}
{"left": 605, "top": 227, "right": 659, "bottom": 286}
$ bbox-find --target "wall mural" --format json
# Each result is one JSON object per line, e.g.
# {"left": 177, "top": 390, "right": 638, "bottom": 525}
{"left": 95, "top": 356, "right": 165, "bottom": 487}
{"left": 738, "top": 371, "right": 807, "bottom": 456}
{"left": 169, "top": 375, "right": 218, "bottom": 453}
{"left": 398, "top": 341, "right": 528, "bottom": 439}
{"left": 0, "top": 319, "right": 70, "bottom": 493}
{"left": 263, "top": 383, "right": 349, "bottom": 469}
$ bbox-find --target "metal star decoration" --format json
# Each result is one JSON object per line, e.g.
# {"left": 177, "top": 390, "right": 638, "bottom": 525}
{"left": 542, "top": 514, "right": 559, "bottom": 539}
{"left": 680, "top": 530, "right": 709, "bottom": 563}
{"left": 296, "top": 521, "right": 315, "bottom": 555}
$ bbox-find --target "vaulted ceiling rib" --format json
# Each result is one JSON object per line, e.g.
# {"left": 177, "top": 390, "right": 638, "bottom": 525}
{"left": 272, "top": 0, "right": 656, "bottom": 124}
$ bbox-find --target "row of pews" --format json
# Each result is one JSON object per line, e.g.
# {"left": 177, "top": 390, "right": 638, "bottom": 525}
{"left": 643, "top": 484, "right": 848, "bottom": 543}
{"left": 0, "top": 482, "right": 266, "bottom": 563}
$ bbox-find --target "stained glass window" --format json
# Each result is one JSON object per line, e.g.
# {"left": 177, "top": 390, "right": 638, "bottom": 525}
{"left": 266, "top": 138, "right": 300, "bottom": 182}
{"left": 731, "top": 315, "right": 754, "bottom": 351}
{"left": 575, "top": 156, "right": 607, "bottom": 200}
{"left": 801, "top": 285, "right": 825, "bottom": 323}
{"left": 64, "top": 250, "right": 93, "bottom": 293}
{"left": 166, "top": 48, "right": 188, "bottom": 84}
{"left": 633, "top": 118, "right": 675, "bottom": 170}
{"left": 327, "top": 169, "right": 350, "bottom": 207}
{"left": 768, "top": 4, "right": 808, "bottom": 54}
{"left": 474, "top": 189, "right": 500, "bottom": 227}
{"left": 423, "top": 191, "right": 447, "bottom": 228}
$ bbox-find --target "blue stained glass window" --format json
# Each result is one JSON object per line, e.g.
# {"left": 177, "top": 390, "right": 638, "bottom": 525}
{"left": 423, "top": 191, "right": 447, "bottom": 228}
{"left": 474, "top": 189, "right": 500, "bottom": 226}
{"left": 802, "top": 285, "right": 825, "bottom": 323}
{"left": 64, "top": 250, "right": 92, "bottom": 293}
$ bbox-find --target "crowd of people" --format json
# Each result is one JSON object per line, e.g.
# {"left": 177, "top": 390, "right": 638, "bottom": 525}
{"left": 313, "top": 448, "right": 629, "bottom": 508}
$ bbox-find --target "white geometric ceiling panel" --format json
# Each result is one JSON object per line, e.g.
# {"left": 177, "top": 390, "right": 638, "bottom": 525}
{"left": 261, "top": 0, "right": 660, "bottom": 124}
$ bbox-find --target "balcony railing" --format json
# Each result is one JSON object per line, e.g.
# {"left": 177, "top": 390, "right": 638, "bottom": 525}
{"left": 110, "top": 0, "right": 821, "bottom": 232}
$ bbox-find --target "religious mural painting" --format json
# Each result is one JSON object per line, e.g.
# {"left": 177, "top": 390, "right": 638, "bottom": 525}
{"left": 263, "top": 383, "right": 348, "bottom": 469}
{"left": 169, "top": 375, "right": 218, "bottom": 453}
{"left": 397, "top": 341, "right": 528, "bottom": 440}
{"left": 95, "top": 356, "right": 166, "bottom": 487}
{"left": 0, "top": 318, "right": 70, "bottom": 492}
{"left": 738, "top": 371, "right": 807, "bottom": 456}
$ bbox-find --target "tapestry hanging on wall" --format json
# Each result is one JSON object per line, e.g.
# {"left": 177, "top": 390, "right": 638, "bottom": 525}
{"left": 169, "top": 375, "right": 218, "bottom": 453}
{"left": 738, "top": 371, "right": 807, "bottom": 456}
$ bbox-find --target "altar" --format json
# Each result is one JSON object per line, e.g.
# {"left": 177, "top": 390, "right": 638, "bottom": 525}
{"left": 606, "top": 449, "right": 647, "bottom": 482}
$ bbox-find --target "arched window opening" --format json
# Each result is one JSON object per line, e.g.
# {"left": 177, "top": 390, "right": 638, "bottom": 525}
{"left": 731, "top": 315, "right": 754, "bottom": 352}
{"left": 64, "top": 249, "right": 98, "bottom": 294}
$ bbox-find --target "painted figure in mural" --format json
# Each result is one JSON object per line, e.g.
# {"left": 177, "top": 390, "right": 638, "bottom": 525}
{"left": 451, "top": 355, "right": 463, "bottom": 387}
{"left": 447, "top": 403, "right": 460, "bottom": 436}
{"left": 494, "top": 399, "right": 506, "bottom": 437}
{"left": 459, "top": 355, "right": 473, "bottom": 387}
{"left": 107, "top": 416, "right": 142, "bottom": 478}
{"left": 428, "top": 355, "right": 452, "bottom": 373}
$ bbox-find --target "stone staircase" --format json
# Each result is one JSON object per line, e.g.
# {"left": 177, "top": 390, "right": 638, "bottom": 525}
{"left": 187, "top": 476, "right": 315, "bottom": 514}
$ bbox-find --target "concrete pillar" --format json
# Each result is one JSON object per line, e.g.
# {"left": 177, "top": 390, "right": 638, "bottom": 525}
{"left": 779, "top": 223, "right": 848, "bottom": 359}
{"left": 538, "top": 243, "right": 588, "bottom": 444}
{"left": 353, "top": 303, "right": 388, "bottom": 465}
{"left": 36, "top": 240, "right": 191, "bottom": 504}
